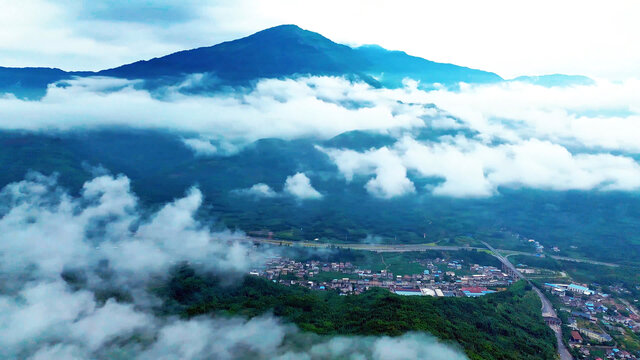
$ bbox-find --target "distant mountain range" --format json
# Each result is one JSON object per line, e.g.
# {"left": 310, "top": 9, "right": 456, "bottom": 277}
{"left": 0, "top": 24, "right": 591, "bottom": 99}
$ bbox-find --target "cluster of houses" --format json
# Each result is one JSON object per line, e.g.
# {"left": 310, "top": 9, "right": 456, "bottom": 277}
{"left": 250, "top": 256, "right": 513, "bottom": 297}
{"left": 527, "top": 238, "right": 546, "bottom": 253}
{"left": 544, "top": 283, "right": 640, "bottom": 359}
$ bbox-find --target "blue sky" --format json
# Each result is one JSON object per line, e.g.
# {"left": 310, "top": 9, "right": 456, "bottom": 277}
{"left": 1, "top": 0, "right": 639, "bottom": 80}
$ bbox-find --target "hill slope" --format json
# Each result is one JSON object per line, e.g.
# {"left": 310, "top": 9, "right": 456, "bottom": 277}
{"left": 156, "top": 267, "right": 557, "bottom": 360}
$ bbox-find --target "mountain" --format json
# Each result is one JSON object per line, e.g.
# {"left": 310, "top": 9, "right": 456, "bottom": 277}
{"left": 98, "top": 25, "right": 502, "bottom": 87}
{"left": 511, "top": 74, "right": 594, "bottom": 87}
{"left": 0, "top": 25, "right": 502, "bottom": 99}
{"left": 99, "top": 25, "right": 371, "bottom": 81}
{"left": 2, "top": 25, "right": 602, "bottom": 99}
{"left": 0, "top": 67, "right": 71, "bottom": 99}
{"left": 353, "top": 44, "right": 501, "bottom": 86}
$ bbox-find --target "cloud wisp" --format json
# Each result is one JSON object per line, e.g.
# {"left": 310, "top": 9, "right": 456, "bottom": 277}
{"left": 283, "top": 173, "right": 323, "bottom": 200}
{"left": 233, "top": 183, "right": 279, "bottom": 198}
{"left": 234, "top": 173, "right": 323, "bottom": 200}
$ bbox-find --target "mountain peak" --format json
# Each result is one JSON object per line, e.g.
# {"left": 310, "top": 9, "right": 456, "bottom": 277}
{"left": 255, "top": 24, "right": 305, "bottom": 33}
{"left": 98, "top": 23, "right": 360, "bottom": 80}
{"left": 5, "top": 24, "right": 503, "bottom": 98}
{"left": 242, "top": 24, "right": 339, "bottom": 49}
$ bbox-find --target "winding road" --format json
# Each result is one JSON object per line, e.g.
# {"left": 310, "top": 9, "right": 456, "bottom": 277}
{"left": 482, "top": 241, "right": 573, "bottom": 360}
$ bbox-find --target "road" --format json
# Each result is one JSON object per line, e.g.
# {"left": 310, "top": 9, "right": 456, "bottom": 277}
{"left": 503, "top": 250, "right": 619, "bottom": 267}
{"left": 533, "top": 286, "right": 557, "bottom": 318}
{"left": 482, "top": 241, "right": 573, "bottom": 360}
{"left": 247, "top": 237, "right": 472, "bottom": 251}
{"left": 620, "top": 299, "right": 639, "bottom": 317}
{"left": 247, "top": 237, "right": 619, "bottom": 267}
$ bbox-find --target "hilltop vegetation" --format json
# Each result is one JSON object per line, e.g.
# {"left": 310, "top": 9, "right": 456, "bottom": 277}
{"left": 154, "top": 265, "right": 557, "bottom": 360}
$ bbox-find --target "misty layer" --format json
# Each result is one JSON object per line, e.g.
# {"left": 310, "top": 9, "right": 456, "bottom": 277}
{"left": 0, "top": 76, "right": 427, "bottom": 149}
{"left": 0, "top": 173, "right": 468, "bottom": 359}
{"left": 1, "top": 75, "right": 639, "bottom": 198}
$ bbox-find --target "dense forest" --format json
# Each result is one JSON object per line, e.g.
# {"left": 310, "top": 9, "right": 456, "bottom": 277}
{"left": 153, "top": 265, "right": 557, "bottom": 360}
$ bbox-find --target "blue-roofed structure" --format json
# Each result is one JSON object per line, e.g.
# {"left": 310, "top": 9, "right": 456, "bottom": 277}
{"left": 395, "top": 289, "right": 423, "bottom": 296}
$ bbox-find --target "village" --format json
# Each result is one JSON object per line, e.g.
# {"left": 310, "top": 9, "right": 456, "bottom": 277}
{"left": 542, "top": 281, "right": 640, "bottom": 359}
{"left": 247, "top": 251, "right": 640, "bottom": 359}
{"left": 249, "top": 255, "right": 514, "bottom": 298}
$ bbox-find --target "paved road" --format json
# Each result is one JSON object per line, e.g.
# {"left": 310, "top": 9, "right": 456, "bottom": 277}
{"left": 247, "top": 237, "right": 471, "bottom": 252}
{"left": 533, "top": 286, "right": 557, "bottom": 318}
{"left": 248, "top": 237, "right": 619, "bottom": 267}
{"left": 503, "top": 250, "right": 619, "bottom": 267}
{"left": 482, "top": 241, "right": 573, "bottom": 360}
{"left": 620, "top": 299, "right": 639, "bottom": 317}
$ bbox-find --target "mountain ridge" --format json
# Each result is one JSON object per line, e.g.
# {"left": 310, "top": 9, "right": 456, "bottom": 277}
{"left": 0, "top": 24, "right": 593, "bottom": 99}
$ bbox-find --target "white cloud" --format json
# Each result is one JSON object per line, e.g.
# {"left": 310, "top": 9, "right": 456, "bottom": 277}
{"left": 3, "top": 76, "right": 640, "bottom": 158}
{"left": 0, "top": 170, "right": 467, "bottom": 358}
{"left": 319, "top": 146, "right": 415, "bottom": 198}
{"left": 0, "top": 172, "right": 261, "bottom": 280}
{"left": 420, "top": 79, "right": 640, "bottom": 154}
{"left": 138, "top": 315, "right": 289, "bottom": 360}
{"left": 0, "top": 281, "right": 95, "bottom": 350}
{"left": 233, "top": 183, "right": 279, "bottom": 198}
{"left": 0, "top": 76, "right": 427, "bottom": 147}
{"left": 372, "top": 334, "right": 467, "bottom": 360}
{"left": 323, "top": 136, "right": 640, "bottom": 198}
{"left": 29, "top": 344, "right": 84, "bottom": 360}
{"left": 69, "top": 300, "right": 152, "bottom": 351}
{"left": 0, "top": 279, "right": 469, "bottom": 359}
{"left": 284, "top": 173, "right": 323, "bottom": 200}
{"left": 2, "top": 75, "right": 640, "bottom": 199}
{"left": 182, "top": 137, "right": 218, "bottom": 156}
{"left": 137, "top": 316, "right": 468, "bottom": 360}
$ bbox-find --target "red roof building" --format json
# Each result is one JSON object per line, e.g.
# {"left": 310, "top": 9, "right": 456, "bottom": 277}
{"left": 570, "top": 330, "right": 583, "bottom": 343}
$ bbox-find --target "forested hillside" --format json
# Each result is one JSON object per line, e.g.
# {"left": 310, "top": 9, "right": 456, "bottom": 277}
{"left": 154, "top": 265, "right": 557, "bottom": 360}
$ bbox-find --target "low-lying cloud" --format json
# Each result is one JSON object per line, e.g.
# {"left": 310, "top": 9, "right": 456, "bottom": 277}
{"left": 181, "top": 137, "right": 219, "bottom": 156}
{"left": 233, "top": 173, "right": 323, "bottom": 200}
{"left": 321, "top": 136, "right": 640, "bottom": 198}
{"left": 419, "top": 79, "right": 640, "bottom": 154}
{"left": 0, "top": 171, "right": 264, "bottom": 358}
{"left": 0, "top": 172, "right": 466, "bottom": 359}
{"left": 2, "top": 74, "right": 639, "bottom": 157}
{"left": 0, "top": 76, "right": 427, "bottom": 147}
{"left": 284, "top": 172, "right": 323, "bottom": 200}
{"left": 1, "top": 75, "right": 640, "bottom": 198}
{"left": 0, "top": 172, "right": 258, "bottom": 279}
{"left": 233, "top": 183, "right": 279, "bottom": 198}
